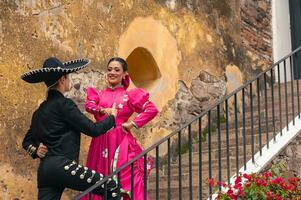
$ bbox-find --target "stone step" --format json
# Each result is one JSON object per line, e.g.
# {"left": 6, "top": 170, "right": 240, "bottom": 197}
{"left": 164, "top": 155, "right": 248, "bottom": 177}
{"left": 206, "top": 121, "right": 279, "bottom": 137}
{"left": 148, "top": 167, "right": 231, "bottom": 189}
{"left": 148, "top": 157, "right": 243, "bottom": 189}
{"left": 148, "top": 185, "right": 207, "bottom": 200}
{"left": 242, "top": 80, "right": 301, "bottom": 97}
{"left": 245, "top": 94, "right": 301, "bottom": 110}
{"left": 176, "top": 129, "right": 275, "bottom": 154}
{"left": 217, "top": 111, "right": 295, "bottom": 130}
{"left": 147, "top": 156, "right": 247, "bottom": 199}
{"left": 171, "top": 144, "right": 262, "bottom": 170}
{"left": 224, "top": 103, "right": 297, "bottom": 120}
{"left": 188, "top": 122, "right": 290, "bottom": 156}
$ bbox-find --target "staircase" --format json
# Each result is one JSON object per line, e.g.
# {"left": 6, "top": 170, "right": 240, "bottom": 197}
{"left": 148, "top": 80, "right": 301, "bottom": 200}
{"left": 73, "top": 47, "right": 301, "bottom": 200}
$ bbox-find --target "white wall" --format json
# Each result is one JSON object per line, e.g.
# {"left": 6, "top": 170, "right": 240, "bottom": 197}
{"left": 272, "top": 0, "right": 292, "bottom": 82}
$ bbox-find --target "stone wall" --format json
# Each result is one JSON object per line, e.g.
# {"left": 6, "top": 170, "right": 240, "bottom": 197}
{"left": 241, "top": 0, "right": 272, "bottom": 72}
{"left": 265, "top": 134, "right": 301, "bottom": 179}
{"left": 0, "top": 0, "right": 272, "bottom": 199}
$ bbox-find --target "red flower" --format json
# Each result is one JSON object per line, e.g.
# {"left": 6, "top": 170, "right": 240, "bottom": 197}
{"left": 208, "top": 178, "right": 214, "bottom": 187}
{"left": 243, "top": 173, "right": 251, "bottom": 181}
{"left": 263, "top": 171, "right": 272, "bottom": 179}
{"left": 235, "top": 176, "right": 242, "bottom": 185}
{"left": 271, "top": 177, "right": 283, "bottom": 185}
{"left": 226, "top": 188, "right": 233, "bottom": 195}
{"left": 210, "top": 172, "right": 301, "bottom": 200}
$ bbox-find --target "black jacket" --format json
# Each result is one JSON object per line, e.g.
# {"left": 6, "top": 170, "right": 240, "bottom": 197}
{"left": 22, "top": 89, "right": 115, "bottom": 161}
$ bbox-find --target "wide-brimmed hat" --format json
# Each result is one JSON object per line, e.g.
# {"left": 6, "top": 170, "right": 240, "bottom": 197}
{"left": 21, "top": 57, "right": 90, "bottom": 87}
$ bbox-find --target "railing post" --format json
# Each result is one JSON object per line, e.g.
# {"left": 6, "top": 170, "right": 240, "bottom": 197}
{"left": 198, "top": 118, "right": 202, "bottom": 200}
{"left": 290, "top": 55, "right": 295, "bottom": 125}
{"left": 242, "top": 88, "right": 246, "bottom": 169}
{"left": 293, "top": 52, "right": 300, "bottom": 118}
{"left": 270, "top": 68, "right": 276, "bottom": 141}
{"left": 178, "top": 131, "right": 182, "bottom": 200}
{"left": 284, "top": 60, "right": 289, "bottom": 130}
{"left": 208, "top": 111, "right": 212, "bottom": 199}
{"left": 131, "top": 163, "right": 135, "bottom": 200}
{"left": 167, "top": 138, "right": 171, "bottom": 200}
{"left": 264, "top": 73, "right": 269, "bottom": 148}
{"left": 104, "top": 181, "right": 107, "bottom": 200}
{"left": 155, "top": 147, "right": 159, "bottom": 200}
{"left": 144, "top": 154, "right": 147, "bottom": 200}
{"left": 250, "top": 83, "right": 254, "bottom": 163}
{"left": 217, "top": 104, "right": 222, "bottom": 191}
{"left": 117, "top": 172, "right": 121, "bottom": 200}
{"left": 225, "top": 99, "right": 230, "bottom": 184}
{"left": 234, "top": 93, "right": 239, "bottom": 175}
{"left": 257, "top": 78, "right": 262, "bottom": 155}
{"left": 188, "top": 124, "right": 193, "bottom": 200}
{"left": 277, "top": 64, "right": 283, "bottom": 135}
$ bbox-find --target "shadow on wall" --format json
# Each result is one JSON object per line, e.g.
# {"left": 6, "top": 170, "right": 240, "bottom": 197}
{"left": 126, "top": 47, "right": 162, "bottom": 91}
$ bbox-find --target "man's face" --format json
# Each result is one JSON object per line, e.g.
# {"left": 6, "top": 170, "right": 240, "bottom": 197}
{"left": 63, "top": 74, "right": 71, "bottom": 92}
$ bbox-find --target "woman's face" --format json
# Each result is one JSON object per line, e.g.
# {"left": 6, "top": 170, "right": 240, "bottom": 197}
{"left": 106, "top": 61, "right": 126, "bottom": 87}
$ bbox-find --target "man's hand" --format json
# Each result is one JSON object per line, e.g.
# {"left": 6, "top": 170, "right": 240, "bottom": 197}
{"left": 36, "top": 143, "right": 48, "bottom": 158}
{"left": 103, "top": 103, "right": 117, "bottom": 117}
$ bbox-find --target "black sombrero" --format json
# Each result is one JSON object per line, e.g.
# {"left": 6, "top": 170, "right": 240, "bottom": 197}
{"left": 21, "top": 57, "right": 90, "bottom": 87}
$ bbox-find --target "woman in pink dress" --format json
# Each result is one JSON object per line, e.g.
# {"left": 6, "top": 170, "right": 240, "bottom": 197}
{"left": 83, "top": 57, "right": 159, "bottom": 200}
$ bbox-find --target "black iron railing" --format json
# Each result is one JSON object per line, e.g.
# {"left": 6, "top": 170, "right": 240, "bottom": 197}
{"left": 74, "top": 46, "right": 301, "bottom": 200}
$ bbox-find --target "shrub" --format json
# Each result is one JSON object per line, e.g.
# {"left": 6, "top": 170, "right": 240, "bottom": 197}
{"left": 209, "top": 172, "right": 301, "bottom": 200}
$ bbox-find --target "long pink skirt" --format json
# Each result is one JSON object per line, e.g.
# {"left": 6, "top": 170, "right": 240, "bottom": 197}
{"left": 82, "top": 126, "right": 153, "bottom": 200}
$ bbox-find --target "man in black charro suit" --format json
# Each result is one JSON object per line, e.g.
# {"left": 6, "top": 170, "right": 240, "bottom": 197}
{"left": 21, "top": 57, "right": 120, "bottom": 200}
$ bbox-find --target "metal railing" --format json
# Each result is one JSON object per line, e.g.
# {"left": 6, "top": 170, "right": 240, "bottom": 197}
{"left": 74, "top": 46, "right": 301, "bottom": 200}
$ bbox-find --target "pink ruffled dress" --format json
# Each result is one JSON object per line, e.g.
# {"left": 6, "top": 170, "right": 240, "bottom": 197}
{"left": 82, "top": 77, "right": 158, "bottom": 200}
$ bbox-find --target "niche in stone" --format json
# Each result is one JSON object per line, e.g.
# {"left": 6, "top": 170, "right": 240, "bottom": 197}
{"left": 126, "top": 47, "right": 161, "bottom": 91}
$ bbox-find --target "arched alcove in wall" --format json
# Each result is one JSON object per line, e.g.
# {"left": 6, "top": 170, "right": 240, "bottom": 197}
{"left": 126, "top": 47, "right": 161, "bottom": 91}
{"left": 118, "top": 16, "right": 181, "bottom": 110}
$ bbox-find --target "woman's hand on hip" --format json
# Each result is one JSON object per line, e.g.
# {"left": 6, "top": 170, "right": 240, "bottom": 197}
{"left": 122, "top": 122, "right": 134, "bottom": 133}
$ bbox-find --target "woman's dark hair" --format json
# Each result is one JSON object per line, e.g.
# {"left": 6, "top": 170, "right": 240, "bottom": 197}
{"left": 107, "top": 57, "right": 128, "bottom": 72}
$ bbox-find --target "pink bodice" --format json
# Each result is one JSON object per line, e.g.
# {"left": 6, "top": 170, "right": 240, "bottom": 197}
{"left": 85, "top": 86, "right": 158, "bottom": 128}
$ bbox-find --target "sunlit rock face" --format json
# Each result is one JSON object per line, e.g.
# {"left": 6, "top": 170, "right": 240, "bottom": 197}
{"left": 0, "top": 0, "right": 272, "bottom": 199}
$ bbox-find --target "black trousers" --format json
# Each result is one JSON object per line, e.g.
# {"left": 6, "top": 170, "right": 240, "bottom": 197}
{"left": 37, "top": 156, "right": 119, "bottom": 200}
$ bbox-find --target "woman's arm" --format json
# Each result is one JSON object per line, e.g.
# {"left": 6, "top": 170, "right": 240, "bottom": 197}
{"left": 128, "top": 88, "right": 159, "bottom": 129}
{"left": 132, "top": 101, "right": 158, "bottom": 128}
{"left": 85, "top": 87, "right": 103, "bottom": 115}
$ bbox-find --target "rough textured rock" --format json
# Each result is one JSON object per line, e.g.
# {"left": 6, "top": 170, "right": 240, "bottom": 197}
{"left": 0, "top": 0, "right": 272, "bottom": 199}
{"left": 264, "top": 134, "right": 301, "bottom": 179}
{"left": 160, "top": 71, "right": 226, "bottom": 131}
{"left": 241, "top": 0, "right": 272, "bottom": 70}
{"left": 225, "top": 64, "right": 244, "bottom": 114}
{"left": 191, "top": 70, "right": 226, "bottom": 103}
